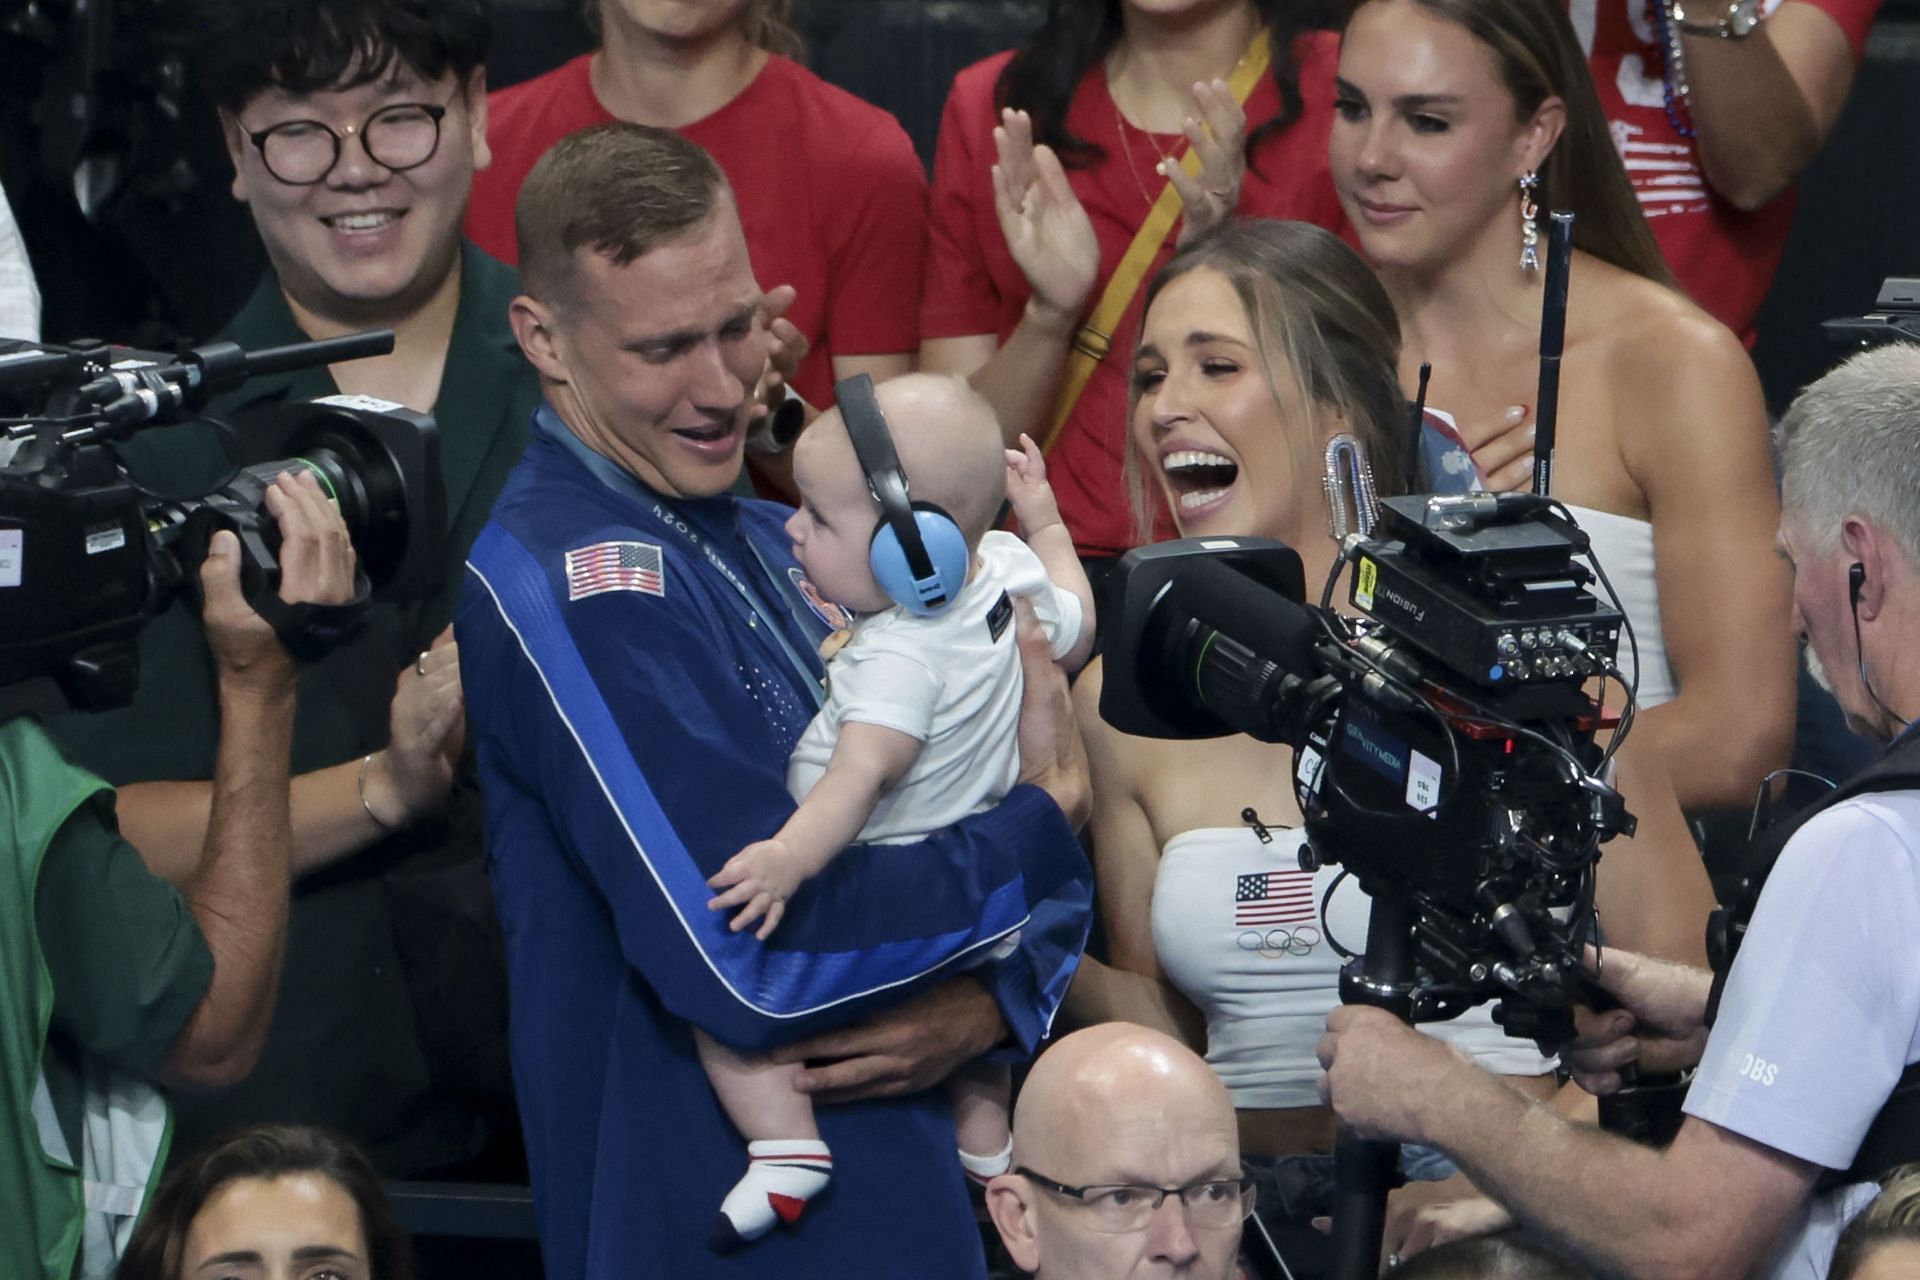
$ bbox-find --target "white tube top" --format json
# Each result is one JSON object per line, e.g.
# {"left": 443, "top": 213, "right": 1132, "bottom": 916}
{"left": 1563, "top": 503, "right": 1675, "bottom": 710}
{"left": 1150, "top": 826, "right": 1553, "bottom": 1109}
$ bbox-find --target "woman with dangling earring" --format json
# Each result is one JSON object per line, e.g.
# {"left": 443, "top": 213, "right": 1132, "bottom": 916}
{"left": 1327, "top": 0, "right": 1794, "bottom": 826}
{"left": 1059, "top": 219, "right": 1716, "bottom": 1272}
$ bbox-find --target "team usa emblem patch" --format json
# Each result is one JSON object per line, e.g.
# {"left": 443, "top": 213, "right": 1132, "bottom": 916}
{"left": 566, "top": 540, "right": 665, "bottom": 601}
{"left": 789, "top": 567, "right": 853, "bottom": 632}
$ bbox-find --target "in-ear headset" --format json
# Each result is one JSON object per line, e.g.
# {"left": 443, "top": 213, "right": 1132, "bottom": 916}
{"left": 834, "top": 373, "right": 970, "bottom": 615}
{"left": 1848, "top": 559, "right": 1909, "bottom": 729}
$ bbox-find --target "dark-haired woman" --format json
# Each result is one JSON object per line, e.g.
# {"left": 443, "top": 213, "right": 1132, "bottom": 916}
{"left": 920, "top": 0, "right": 1349, "bottom": 569}
{"left": 117, "top": 1125, "right": 411, "bottom": 1280}
{"left": 1330, "top": 0, "right": 1794, "bottom": 821}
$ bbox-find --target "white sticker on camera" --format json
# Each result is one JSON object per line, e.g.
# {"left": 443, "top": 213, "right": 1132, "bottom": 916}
{"left": 315, "top": 393, "right": 406, "bottom": 414}
{"left": 0, "top": 529, "right": 20, "bottom": 587}
{"left": 1407, "top": 748, "right": 1442, "bottom": 817}
{"left": 1298, "top": 745, "right": 1325, "bottom": 796}
{"left": 85, "top": 525, "right": 126, "bottom": 555}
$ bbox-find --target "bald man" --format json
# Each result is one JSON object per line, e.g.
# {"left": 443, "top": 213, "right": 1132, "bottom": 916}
{"left": 986, "top": 1024, "right": 1253, "bottom": 1280}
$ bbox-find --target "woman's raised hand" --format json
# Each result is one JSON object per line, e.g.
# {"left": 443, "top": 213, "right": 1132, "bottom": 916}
{"left": 1169, "top": 78, "right": 1248, "bottom": 245}
{"left": 992, "top": 108, "right": 1099, "bottom": 329}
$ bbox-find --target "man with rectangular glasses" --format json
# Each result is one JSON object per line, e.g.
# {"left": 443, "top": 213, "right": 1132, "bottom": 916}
{"left": 986, "top": 1023, "right": 1252, "bottom": 1279}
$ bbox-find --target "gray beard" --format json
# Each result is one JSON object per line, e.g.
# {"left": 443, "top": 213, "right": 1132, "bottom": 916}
{"left": 1805, "top": 645, "right": 1832, "bottom": 693}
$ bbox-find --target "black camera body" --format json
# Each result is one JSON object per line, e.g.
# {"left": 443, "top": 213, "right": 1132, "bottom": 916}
{"left": 1101, "top": 494, "right": 1636, "bottom": 1042}
{"left": 1823, "top": 277, "right": 1920, "bottom": 351}
{"left": 0, "top": 333, "right": 444, "bottom": 720}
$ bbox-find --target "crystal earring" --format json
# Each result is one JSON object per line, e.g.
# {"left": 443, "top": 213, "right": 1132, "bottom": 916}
{"left": 1519, "top": 171, "right": 1541, "bottom": 272}
{"left": 1324, "top": 434, "right": 1380, "bottom": 541}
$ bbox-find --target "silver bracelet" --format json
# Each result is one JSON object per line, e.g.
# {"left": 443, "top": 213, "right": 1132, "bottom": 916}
{"left": 358, "top": 752, "right": 399, "bottom": 833}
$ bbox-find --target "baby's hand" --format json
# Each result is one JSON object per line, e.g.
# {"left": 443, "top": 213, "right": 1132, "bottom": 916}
{"left": 1005, "top": 433, "right": 1063, "bottom": 535}
{"left": 708, "top": 839, "right": 807, "bottom": 940}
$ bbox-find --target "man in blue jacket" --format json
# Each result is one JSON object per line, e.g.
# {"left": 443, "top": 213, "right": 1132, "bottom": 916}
{"left": 458, "top": 122, "right": 1094, "bottom": 1279}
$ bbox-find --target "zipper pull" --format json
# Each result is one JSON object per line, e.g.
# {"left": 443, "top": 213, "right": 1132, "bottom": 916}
{"left": 1241, "top": 807, "right": 1273, "bottom": 844}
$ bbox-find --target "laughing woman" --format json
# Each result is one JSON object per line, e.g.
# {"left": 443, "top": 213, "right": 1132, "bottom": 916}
{"left": 1063, "top": 219, "right": 1717, "bottom": 1266}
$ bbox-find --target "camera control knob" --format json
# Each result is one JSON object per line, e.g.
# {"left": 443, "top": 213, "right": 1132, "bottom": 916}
{"left": 1298, "top": 843, "right": 1322, "bottom": 873}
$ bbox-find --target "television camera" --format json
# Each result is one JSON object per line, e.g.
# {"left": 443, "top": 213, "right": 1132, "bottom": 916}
{"left": 1101, "top": 492, "right": 1638, "bottom": 1045}
{"left": 1100, "top": 488, "right": 1642, "bottom": 1280}
{"left": 1823, "top": 277, "right": 1920, "bottom": 351}
{"left": 1, "top": 331, "right": 445, "bottom": 721}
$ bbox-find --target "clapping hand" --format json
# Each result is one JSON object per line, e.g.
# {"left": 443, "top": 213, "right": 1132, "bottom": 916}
{"left": 1166, "top": 78, "right": 1248, "bottom": 245}
{"left": 992, "top": 109, "right": 1099, "bottom": 330}
{"left": 752, "top": 283, "right": 809, "bottom": 423}
{"left": 363, "top": 625, "right": 465, "bottom": 832}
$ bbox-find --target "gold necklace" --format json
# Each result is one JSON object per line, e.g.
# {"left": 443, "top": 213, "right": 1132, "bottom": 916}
{"left": 1109, "top": 76, "right": 1183, "bottom": 214}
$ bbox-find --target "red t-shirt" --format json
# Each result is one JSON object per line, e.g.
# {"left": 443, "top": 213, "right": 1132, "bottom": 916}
{"left": 1577, "top": 0, "right": 1880, "bottom": 342}
{"left": 922, "top": 37, "right": 1349, "bottom": 558}
{"left": 469, "top": 53, "right": 928, "bottom": 409}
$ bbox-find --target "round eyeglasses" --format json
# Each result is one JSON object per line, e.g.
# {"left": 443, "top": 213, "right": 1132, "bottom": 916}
{"left": 1014, "top": 1167, "right": 1257, "bottom": 1234}
{"left": 243, "top": 101, "right": 449, "bottom": 186}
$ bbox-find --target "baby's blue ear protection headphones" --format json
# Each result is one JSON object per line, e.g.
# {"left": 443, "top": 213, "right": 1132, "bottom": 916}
{"left": 835, "top": 373, "right": 970, "bottom": 615}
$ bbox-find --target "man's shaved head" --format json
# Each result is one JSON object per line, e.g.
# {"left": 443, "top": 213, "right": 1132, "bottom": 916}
{"left": 988, "top": 1024, "right": 1244, "bottom": 1279}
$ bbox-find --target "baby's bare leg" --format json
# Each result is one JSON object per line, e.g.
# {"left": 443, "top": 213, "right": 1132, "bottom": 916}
{"left": 951, "top": 1059, "right": 1014, "bottom": 1184}
{"left": 696, "top": 1027, "right": 821, "bottom": 1140}
{"left": 695, "top": 1028, "right": 832, "bottom": 1251}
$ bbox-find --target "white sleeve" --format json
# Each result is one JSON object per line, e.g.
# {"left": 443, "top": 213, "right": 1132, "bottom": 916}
{"left": 0, "top": 184, "right": 40, "bottom": 342}
{"left": 1683, "top": 797, "right": 1920, "bottom": 1169}
{"left": 827, "top": 633, "right": 944, "bottom": 742}
{"left": 977, "top": 530, "right": 1084, "bottom": 662}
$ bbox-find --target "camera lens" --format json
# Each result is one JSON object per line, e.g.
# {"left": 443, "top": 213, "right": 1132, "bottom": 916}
{"left": 282, "top": 433, "right": 408, "bottom": 587}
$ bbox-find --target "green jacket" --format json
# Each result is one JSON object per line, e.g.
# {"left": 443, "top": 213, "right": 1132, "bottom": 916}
{"left": 1, "top": 720, "right": 172, "bottom": 1280}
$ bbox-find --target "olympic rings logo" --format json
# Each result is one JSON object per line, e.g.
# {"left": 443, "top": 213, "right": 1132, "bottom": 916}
{"left": 1237, "top": 925, "right": 1322, "bottom": 958}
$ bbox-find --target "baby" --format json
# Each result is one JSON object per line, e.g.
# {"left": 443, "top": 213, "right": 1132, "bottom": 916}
{"left": 698, "top": 373, "right": 1095, "bottom": 1250}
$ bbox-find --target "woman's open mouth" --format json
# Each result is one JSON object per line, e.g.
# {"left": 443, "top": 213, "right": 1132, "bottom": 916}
{"left": 1162, "top": 449, "right": 1240, "bottom": 513}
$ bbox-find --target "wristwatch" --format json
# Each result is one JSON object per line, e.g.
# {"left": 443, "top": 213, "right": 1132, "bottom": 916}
{"left": 1669, "top": 0, "right": 1763, "bottom": 38}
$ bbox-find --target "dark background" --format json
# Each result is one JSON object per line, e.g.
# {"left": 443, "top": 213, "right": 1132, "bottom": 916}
{"left": 2, "top": 0, "right": 1916, "bottom": 407}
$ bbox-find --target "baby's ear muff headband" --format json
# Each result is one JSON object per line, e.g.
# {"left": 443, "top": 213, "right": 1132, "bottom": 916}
{"left": 834, "top": 373, "right": 968, "bottom": 615}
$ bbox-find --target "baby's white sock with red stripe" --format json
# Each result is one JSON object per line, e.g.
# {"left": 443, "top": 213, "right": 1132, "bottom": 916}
{"left": 711, "top": 1139, "right": 833, "bottom": 1251}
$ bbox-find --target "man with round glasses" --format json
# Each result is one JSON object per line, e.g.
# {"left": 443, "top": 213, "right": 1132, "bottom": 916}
{"left": 241, "top": 99, "right": 452, "bottom": 187}
{"left": 46, "top": 0, "right": 541, "bottom": 1189}
{"left": 986, "top": 1023, "right": 1251, "bottom": 1279}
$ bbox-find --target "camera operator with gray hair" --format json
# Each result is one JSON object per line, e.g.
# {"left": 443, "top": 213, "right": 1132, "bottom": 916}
{"left": 1317, "top": 341, "right": 1920, "bottom": 1280}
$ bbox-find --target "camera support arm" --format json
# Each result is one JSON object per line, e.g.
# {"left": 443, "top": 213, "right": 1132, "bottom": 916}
{"left": 1330, "top": 893, "right": 1420, "bottom": 1280}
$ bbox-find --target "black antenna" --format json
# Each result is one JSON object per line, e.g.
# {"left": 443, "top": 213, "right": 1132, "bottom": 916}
{"left": 1408, "top": 360, "right": 1433, "bottom": 478}
{"left": 1531, "top": 211, "right": 1575, "bottom": 497}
